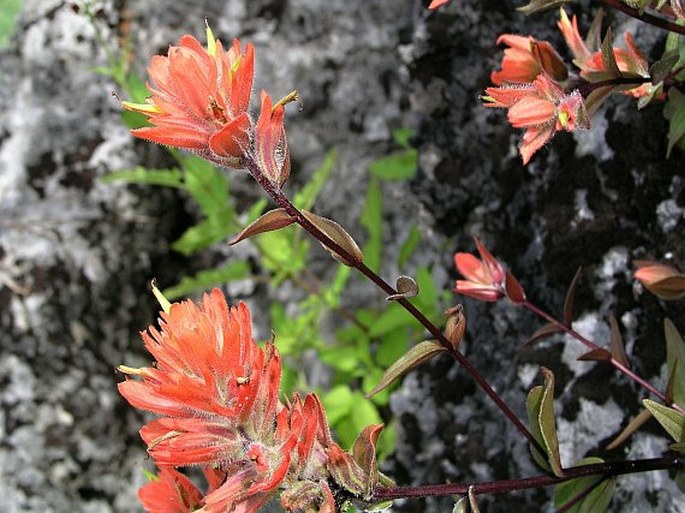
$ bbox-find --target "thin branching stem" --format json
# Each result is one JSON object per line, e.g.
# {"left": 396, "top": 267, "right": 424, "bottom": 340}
{"left": 599, "top": 0, "right": 685, "bottom": 35}
{"left": 373, "top": 455, "right": 682, "bottom": 500}
{"left": 523, "top": 300, "right": 685, "bottom": 414}
{"left": 240, "top": 154, "right": 545, "bottom": 455}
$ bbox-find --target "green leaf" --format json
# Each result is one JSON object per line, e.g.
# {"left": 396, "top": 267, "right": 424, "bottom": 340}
{"left": 398, "top": 225, "right": 421, "bottom": 268}
{"left": 414, "top": 267, "right": 438, "bottom": 317}
{"left": 366, "top": 340, "right": 447, "bottom": 398}
{"left": 171, "top": 213, "right": 234, "bottom": 255}
{"left": 369, "top": 151, "right": 417, "bottom": 181}
{"left": 664, "top": 88, "right": 685, "bottom": 157}
{"left": 361, "top": 177, "right": 383, "bottom": 273}
{"left": 162, "top": 261, "right": 250, "bottom": 300}
{"left": 643, "top": 399, "right": 685, "bottom": 442}
{"left": 375, "top": 328, "right": 410, "bottom": 368}
{"left": 320, "top": 345, "right": 361, "bottom": 374}
{"left": 0, "top": 0, "right": 22, "bottom": 49}
{"left": 322, "top": 385, "right": 355, "bottom": 425}
{"left": 101, "top": 167, "right": 184, "bottom": 188}
{"left": 294, "top": 149, "right": 337, "bottom": 210}
{"left": 665, "top": 318, "right": 685, "bottom": 407}
{"left": 526, "top": 368, "right": 563, "bottom": 476}
{"left": 368, "top": 303, "right": 414, "bottom": 338}
{"left": 554, "top": 458, "right": 615, "bottom": 513}
{"left": 350, "top": 391, "right": 383, "bottom": 434}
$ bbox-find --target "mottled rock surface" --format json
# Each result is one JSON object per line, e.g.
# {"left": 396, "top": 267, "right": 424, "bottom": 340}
{"left": 0, "top": 0, "right": 683, "bottom": 512}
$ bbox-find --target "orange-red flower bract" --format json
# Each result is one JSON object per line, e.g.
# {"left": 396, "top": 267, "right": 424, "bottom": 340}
{"left": 122, "top": 26, "right": 254, "bottom": 168}
{"left": 119, "top": 289, "right": 384, "bottom": 513}
{"left": 484, "top": 73, "right": 588, "bottom": 164}
{"left": 491, "top": 34, "right": 567, "bottom": 86}
{"left": 454, "top": 238, "right": 506, "bottom": 302}
{"left": 634, "top": 260, "right": 685, "bottom": 300}
{"left": 254, "top": 91, "right": 291, "bottom": 187}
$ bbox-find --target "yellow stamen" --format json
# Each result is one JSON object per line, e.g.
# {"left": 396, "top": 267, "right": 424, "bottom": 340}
{"left": 151, "top": 279, "right": 171, "bottom": 314}
{"left": 557, "top": 109, "right": 569, "bottom": 128}
{"left": 205, "top": 19, "right": 217, "bottom": 57}
{"left": 121, "top": 100, "right": 161, "bottom": 115}
{"left": 274, "top": 90, "right": 300, "bottom": 111}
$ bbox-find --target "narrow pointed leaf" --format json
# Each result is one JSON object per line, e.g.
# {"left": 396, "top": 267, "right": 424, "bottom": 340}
{"left": 578, "top": 348, "right": 613, "bottom": 362}
{"left": 585, "top": 9, "right": 605, "bottom": 52}
{"left": 301, "top": 209, "right": 363, "bottom": 266}
{"left": 229, "top": 208, "right": 294, "bottom": 245}
{"left": 527, "top": 367, "right": 563, "bottom": 476}
{"left": 517, "top": 0, "right": 568, "bottom": 15}
{"left": 605, "top": 408, "right": 652, "bottom": 450}
{"left": 504, "top": 270, "right": 526, "bottom": 304}
{"left": 601, "top": 29, "right": 622, "bottom": 79}
{"left": 584, "top": 85, "right": 615, "bottom": 117}
{"left": 665, "top": 318, "right": 685, "bottom": 407}
{"left": 643, "top": 399, "right": 685, "bottom": 442}
{"left": 366, "top": 340, "right": 447, "bottom": 398}
{"left": 650, "top": 50, "right": 679, "bottom": 85}
{"left": 522, "top": 322, "right": 562, "bottom": 350}
{"left": 563, "top": 267, "right": 583, "bottom": 325}
{"left": 554, "top": 457, "right": 615, "bottom": 513}
{"left": 387, "top": 275, "right": 419, "bottom": 301}
{"left": 670, "top": 442, "right": 685, "bottom": 454}
{"left": 609, "top": 315, "right": 630, "bottom": 369}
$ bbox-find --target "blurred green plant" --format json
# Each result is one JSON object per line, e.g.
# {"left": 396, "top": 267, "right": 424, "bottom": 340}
{"left": 0, "top": 0, "right": 22, "bottom": 49}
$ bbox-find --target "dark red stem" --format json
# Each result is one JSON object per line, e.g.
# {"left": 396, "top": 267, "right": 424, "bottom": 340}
{"left": 372, "top": 455, "right": 682, "bottom": 500}
{"left": 523, "top": 300, "right": 685, "bottom": 414}
{"left": 599, "top": 0, "right": 685, "bottom": 35}
{"left": 240, "top": 154, "right": 544, "bottom": 455}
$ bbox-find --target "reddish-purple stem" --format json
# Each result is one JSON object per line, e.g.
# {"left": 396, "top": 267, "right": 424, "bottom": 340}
{"left": 599, "top": 0, "right": 685, "bottom": 35}
{"left": 373, "top": 455, "right": 681, "bottom": 500}
{"left": 239, "top": 154, "right": 544, "bottom": 454}
{"left": 523, "top": 300, "right": 685, "bottom": 414}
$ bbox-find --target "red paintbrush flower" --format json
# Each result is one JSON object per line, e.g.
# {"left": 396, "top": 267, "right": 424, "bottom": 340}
{"left": 138, "top": 467, "right": 226, "bottom": 513}
{"left": 119, "top": 289, "right": 385, "bottom": 513}
{"left": 483, "top": 73, "right": 588, "bottom": 164}
{"left": 121, "top": 23, "right": 254, "bottom": 168}
{"left": 454, "top": 238, "right": 506, "bottom": 302}
{"left": 491, "top": 34, "right": 567, "bottom": 86}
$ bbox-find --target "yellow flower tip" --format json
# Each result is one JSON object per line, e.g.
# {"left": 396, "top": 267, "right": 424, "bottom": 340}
{"left": 558, "top": 110, "right": 569, "bottom": 129}
{"left": 205, "top": 19, "right": 217, "bottom": 56}
{"left": 118, "top": 364, "right": 144, "bottom": 376}
{"left": 481, "top": 95, "right": 495, "bottom": 103}
{"left": 121, "top": 100, "right": 161, "bottom": 115}
{"left": 274, "top": 90, "right": 300, "bottom": 110}
{"left": 151, "top": 279, "right": 172, "bottom": 314}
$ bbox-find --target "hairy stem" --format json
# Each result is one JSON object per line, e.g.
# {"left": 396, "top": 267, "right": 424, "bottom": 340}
{"left": 373, "top": 455, "right": 682, "bottom": 500}
{"left": 599, "top": 0, "right": 685, "bottom": 35}
{"left": 240, "top": 154, "right": 544, "bottom": 454}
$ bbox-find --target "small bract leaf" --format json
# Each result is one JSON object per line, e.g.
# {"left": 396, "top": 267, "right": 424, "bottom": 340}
{"left": 609, "top": 315, "right": 630, "bottom": 369}
{"left": 522, "top": 322, "right": 562, "bottom": 350}
{"left": 605, "top": 408, "right": 652, "bottom": 450}
{"left": 504, "top": 270, "right": 526, "bottom": 304}
{"left": 577, "top": 348, "right": 613, "bottom": 362}
{"left": 444, "top": 304, "right": 466, "bottom": 352}
{"left": 643, "top": 399, "right": 685, "bottom": 442}
{"left": 351, "top": 424, "right": 384, "bottom": 497}
{"left": 563, "top": 267, "right": 583, "bottom": 325}
{"left": 366, "top": 340, "right": 447, "bottom": 398}
{"left": 554, "top": 457, "right": 615, "bottom": 513}
{"left": 229, "top": 208, "right": 294, "bottom": 245}
{"left": 584, "top": 85, "right": 615, "bottom": 117}
{"left": 151, "top": 279, "right": 171, "bottom": 314}
{"left": 387, "top": 275, "right": 419, "bottom": 301}
{"left": 301, "top": 210, "right": 363, "bottom": 266}
{"left": 585, "top": 8, "right": 604, "bottom": 53}
{"left": 601, "top": 29, "right": 622, "bottom": 79}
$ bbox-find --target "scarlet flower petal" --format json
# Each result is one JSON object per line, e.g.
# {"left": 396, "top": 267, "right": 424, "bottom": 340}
{"left": 209, "top": 112, "right": 251, "bottom": 158}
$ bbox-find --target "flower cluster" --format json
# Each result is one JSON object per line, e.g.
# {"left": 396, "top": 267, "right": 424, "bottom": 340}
{"left": 454, "top": 238, "right": 526, "bottom": 304}
{"left": 119, "top": 289, "right": 384, "bottom": 512}
{"left": 122, "top": 23, "right": 291, "bottom": 187}
{"left": 484, "top": 8, "right": 650, "bottom": 164}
